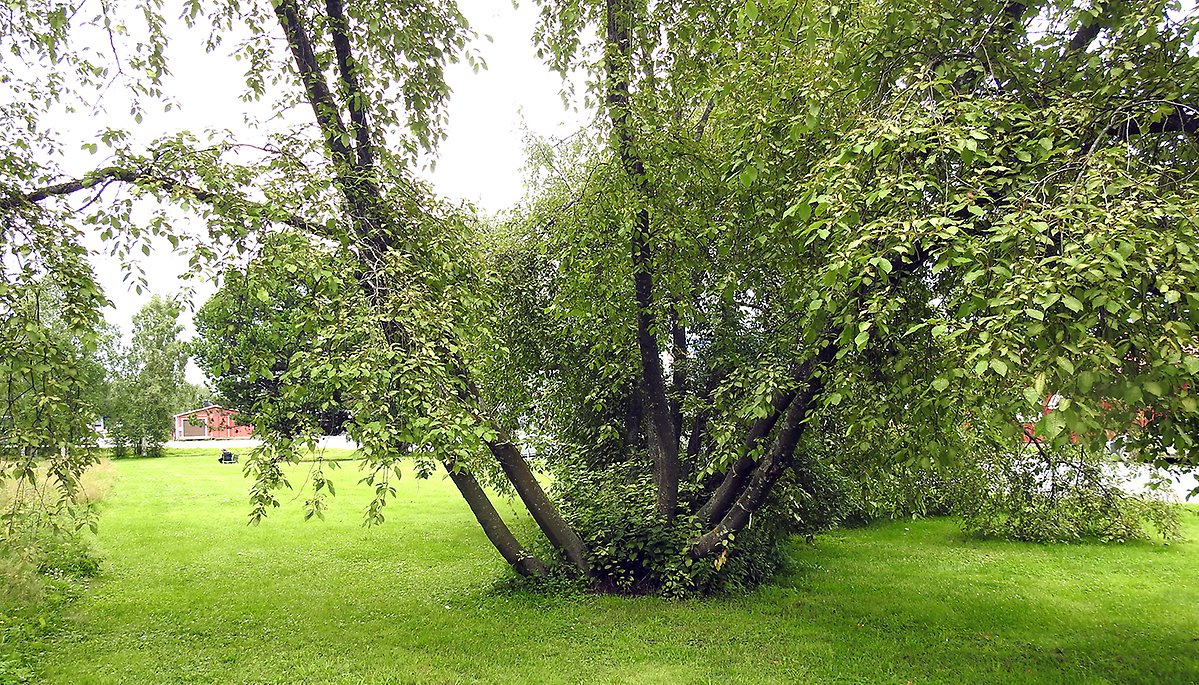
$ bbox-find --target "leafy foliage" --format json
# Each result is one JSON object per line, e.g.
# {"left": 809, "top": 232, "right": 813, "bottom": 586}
{"left": 193, "top": 233, "right": 353, "bottom": 436}
{"left": 955, "top": 444, "right": 1183, "bottom": 542}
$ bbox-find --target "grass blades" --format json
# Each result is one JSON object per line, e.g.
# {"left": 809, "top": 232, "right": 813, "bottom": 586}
{"left": 35, "top": 448, "right": 1199, "bottom": 684}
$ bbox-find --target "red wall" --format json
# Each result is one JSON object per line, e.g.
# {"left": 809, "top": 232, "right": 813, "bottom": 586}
{"left": 175, "top": 407, "right": 253, "bottom": 439}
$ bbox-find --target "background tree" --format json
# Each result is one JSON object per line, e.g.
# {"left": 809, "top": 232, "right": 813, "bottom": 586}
{"left": 193, "top": 232, "right": 353, "bottom": 436}
{"left": 102, "top": 296, "right": 191, "bottom": 457}
{"left": 2, "top": 0, "right": 1197, "bottom": 593}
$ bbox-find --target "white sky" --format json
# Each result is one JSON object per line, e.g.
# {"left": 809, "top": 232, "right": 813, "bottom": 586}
{"left": 68, "top": 1, "right": 588, "bottom": 385}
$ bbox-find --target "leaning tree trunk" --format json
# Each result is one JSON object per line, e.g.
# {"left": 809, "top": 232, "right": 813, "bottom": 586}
{"left": 443, "top": 458, "right": 547, "bottom": 576}
{"left": 273, "top": 0, "right": 574, "bottom": 576}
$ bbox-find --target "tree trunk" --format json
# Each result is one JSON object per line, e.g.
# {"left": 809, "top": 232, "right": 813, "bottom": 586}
{"left": 694, "top": 388, "right": 797, "bottom": 527}
{"left": 487, "top": 437, "right": 590, "bottom": 573}
{"left": 689, "top": 346, "right": 834, "bottom": 558}
{"left": 689, "top": 372, "right": 823, "bottom": 558}
{"left": 442, "top": 459, "right": 548, "bottom": 576}
{"left": 271, "top": 0, "right": 570, "bottom": 578}
{"left": 605, "top": 0, "right": 680, "bottom": 520}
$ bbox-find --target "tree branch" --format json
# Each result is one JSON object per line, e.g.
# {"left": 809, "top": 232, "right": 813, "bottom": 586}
{"left": 1065, "top": 1, "right": 1111, "bottom": 57}
{"left": 272, "top": 0, "right": 355, "bottom": 170}
{"left": 323, "top": 0, "right": 375, "bottom": 169}
{"left": 1106, "top": 108, "right": 1199, "bottom": 137}
{"left": 0, "top": 166, "right": 323, "bottom": 235}
{"left": 669, "top": 305, "right": 688, "bottom": 444}
{"left": 694, "top": 97, "right": 715, "bottom": 142}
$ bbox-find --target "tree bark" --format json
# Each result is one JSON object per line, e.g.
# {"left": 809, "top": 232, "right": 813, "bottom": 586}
{"left": 689, "top": 362, "right": 828, "bottom": 558}
{"left": 693, "top": 387, "right": 797, "bottom": 527}
{"left": 487, "top": 437, "right": 590, "bottom": 573}
{"left": 446, "top": 355, "right": 590, "bottom": 574}
{"left": 605, "top": 0, "right": 680, "bottom": 520}
{"left": 271, "top": 1, "right": 572, "bottom": 577}
{"left": 442, "top": 459, "right": 548, "bottom": 576}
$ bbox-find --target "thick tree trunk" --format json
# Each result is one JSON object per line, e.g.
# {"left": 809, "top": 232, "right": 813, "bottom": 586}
{"left": 272, "top": 0, "right": 572, "bottom": 578}
{"left": 692, "top": 387, "right": 796, "bottom": 527}
{"left": 605, "top": 0, "right": 680, "bottom": 520}
{"left": 689, "top": 370, "right": 825, "bottom": 558}
{"left": 442, "top": 459, "right": 548, "bottom": 576}
{"left": 487, "top": 437, "right": 590, "bottom": 573}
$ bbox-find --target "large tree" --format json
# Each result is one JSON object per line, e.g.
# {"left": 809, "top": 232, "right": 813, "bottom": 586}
{"left": 192, "top": 232, "right": 353, "bottom": 436}
{"left": 2, "top": 0, "right": 1197, "bottom": 592}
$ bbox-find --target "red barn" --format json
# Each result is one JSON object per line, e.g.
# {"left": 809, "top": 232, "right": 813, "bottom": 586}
{"left": 173, "top": 405, "right": 254, "bottom": 440}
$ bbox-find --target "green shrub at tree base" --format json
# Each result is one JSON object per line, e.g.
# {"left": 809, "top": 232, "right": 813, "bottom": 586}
{"left": 554, "top": 451, "right": 848, "bottom": 597}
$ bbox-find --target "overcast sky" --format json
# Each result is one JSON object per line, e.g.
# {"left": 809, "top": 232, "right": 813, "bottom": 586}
{"left": 70, "top": 1, "right": 588, "bottom": 385}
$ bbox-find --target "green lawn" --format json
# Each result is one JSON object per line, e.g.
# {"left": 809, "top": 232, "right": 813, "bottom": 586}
{"left": 36, "top": 448, "right": 1199, "bottom": 684}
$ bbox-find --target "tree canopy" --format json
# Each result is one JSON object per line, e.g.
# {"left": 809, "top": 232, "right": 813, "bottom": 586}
{"left": 2, "top": 0, "right": 1197, "bottom": 593}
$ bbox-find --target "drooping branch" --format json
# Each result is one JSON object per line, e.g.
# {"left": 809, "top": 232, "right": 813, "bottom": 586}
{"left": 0, "top": 166, "right": 323, "bottom": 235}
{"left": 955, "top": 1, "right": 1029, "bottom": 95}
{"left": 605, "top": 0, "right": 680, "bottom": 520}
{"left": 4, "top": 177, "right": 565, "bottom": 582}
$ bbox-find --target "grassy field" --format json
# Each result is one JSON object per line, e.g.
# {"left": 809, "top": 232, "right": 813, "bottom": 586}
{"left": 33, "top": 448, "right": 1199, "bottom": 684}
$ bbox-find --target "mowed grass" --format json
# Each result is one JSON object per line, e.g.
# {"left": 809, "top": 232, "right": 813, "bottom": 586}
{"left": 37, "top": 448, "right": 1199, "bottom": 684}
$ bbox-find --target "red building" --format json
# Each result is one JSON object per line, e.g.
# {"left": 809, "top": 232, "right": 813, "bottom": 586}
{"left": 173, "top": 405, "right": 254, "bottom": 440}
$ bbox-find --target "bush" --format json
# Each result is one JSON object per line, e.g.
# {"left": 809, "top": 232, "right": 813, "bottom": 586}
{"left": 552, "top": 450, "right": 848, "bottom": 597}
{"left": 953, "top": 445, "right": 1182, "bottom": 542}
{"left": 838, "top": 462, "right": 960, "bottom": 524}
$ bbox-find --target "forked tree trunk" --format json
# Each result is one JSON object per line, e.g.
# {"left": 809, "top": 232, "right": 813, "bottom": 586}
{"left": 442, "top": 459, "right": 547, "bottom": 576}
{"left": 272, "top": 0, "right": 570, "bottom": 575}
{"left": 487, "top": 437, "right": 590, "bottom": 573}
{"left": 693, "top": 388, "right": 796, "bottom": 527}
{"left": 690, "top": 368, "right": 827, "bottom": 558}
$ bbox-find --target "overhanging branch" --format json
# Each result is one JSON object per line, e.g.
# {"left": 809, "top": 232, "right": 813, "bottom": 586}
{"left": 1, "top": 166, "right": 324, "bottom": 236}
{"left": 1106, "top": 109, "right": 1199, "bottom": 137}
